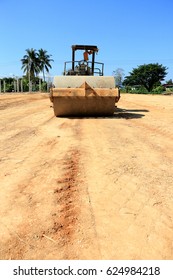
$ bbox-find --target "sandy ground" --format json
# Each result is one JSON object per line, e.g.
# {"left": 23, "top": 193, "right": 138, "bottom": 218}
{"left": 0, "top": 92, "right": 173, "bottom": 260}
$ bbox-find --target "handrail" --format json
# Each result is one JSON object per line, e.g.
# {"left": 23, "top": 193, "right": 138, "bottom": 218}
{"left": 64, "top": 60, "right": 104, "bottom": 76}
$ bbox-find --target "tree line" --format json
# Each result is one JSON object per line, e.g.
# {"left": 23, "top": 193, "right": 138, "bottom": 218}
{"left": 114, "top": 63, "right": 172, "bottom": 93}
{"left": 0, "top": 48, "right": 54, "bottom": 92}
{"left": 0, "top": 76, "right": 50, "bottom": 92}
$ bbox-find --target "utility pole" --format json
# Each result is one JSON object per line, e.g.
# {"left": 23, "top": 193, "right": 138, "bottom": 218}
{"left": 17, "top": 77, "right": 19, "bottom": 92}
{"left": 21, "top": 79, "right": 23, "bottom": 92}
{"left": 0, "top": 80, "right": 1, "bottom": 93}
{"left": 3, "top": 80, "right": 6, "bottom": 93}
{"left": 14, "top": 80, "right": 16, "bottom": 92}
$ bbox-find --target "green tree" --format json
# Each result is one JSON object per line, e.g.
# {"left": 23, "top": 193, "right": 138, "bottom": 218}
{"left": 21, "top": 48, "right": 40, "bottom": 80}
{"left": 123, "top": 63, "right": 167, "bottom": 92}
{"left": 1, "top": 77, "right": 14, "bottom": 92}
{"left": 37, "top": 49, "right": 54, "bottom": 81}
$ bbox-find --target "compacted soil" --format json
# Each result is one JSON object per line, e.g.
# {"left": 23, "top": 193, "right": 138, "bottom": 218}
{"left": 0, "top": 92, "right": 173, "bottom": 260}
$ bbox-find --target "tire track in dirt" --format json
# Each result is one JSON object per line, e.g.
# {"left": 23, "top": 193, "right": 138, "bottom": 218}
{"left": 0, "top": 111, "right": 89, "bottom": 259}
{"left": 4, "top": 149, "right": 82, "bottom": 260}
{"left": 42, "top": 149, "right": 81, "bottom": 255}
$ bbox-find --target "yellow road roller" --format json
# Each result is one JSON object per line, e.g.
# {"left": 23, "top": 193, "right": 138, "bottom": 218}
{"left": 50, "top": 45, "right": 120, "bottom": 116}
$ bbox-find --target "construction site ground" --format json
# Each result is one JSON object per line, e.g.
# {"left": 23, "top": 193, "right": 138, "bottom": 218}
{"left": 0, "top": 92, "right": 173, "bottom": 260}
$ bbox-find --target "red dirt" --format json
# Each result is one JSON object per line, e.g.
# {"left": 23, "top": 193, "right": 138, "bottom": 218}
{"left": 0, "top": 92, "right": 173, "bottom": 260}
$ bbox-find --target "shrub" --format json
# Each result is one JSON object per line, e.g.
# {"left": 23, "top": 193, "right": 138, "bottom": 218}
{"left": 152, "top": 85, "right": 164, "bottom": 94}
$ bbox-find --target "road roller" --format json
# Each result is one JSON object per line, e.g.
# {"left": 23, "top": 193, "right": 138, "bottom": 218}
{"left": 50, "top": 45, "right": 120, "bottom": 116}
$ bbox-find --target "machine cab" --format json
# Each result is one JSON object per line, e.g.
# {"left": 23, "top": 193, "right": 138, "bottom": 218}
{"left": 64, "top": 45, "right": 104, "bottom": 76}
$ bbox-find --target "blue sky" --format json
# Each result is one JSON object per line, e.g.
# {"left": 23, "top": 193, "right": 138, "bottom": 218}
{"left": 0, "top": 0, "right": 173, "bottom": 81}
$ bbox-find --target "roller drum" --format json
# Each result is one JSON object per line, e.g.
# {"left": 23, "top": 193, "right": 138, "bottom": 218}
{"left": 50, "top": 76, "right": 120, "bottom": 117}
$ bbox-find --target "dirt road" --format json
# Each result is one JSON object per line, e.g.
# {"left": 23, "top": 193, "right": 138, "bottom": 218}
{"left": 0, "top": 93, "right": 173, "bottom": 260}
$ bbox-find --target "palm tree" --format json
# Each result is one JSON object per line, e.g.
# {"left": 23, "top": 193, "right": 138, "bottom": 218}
{"left": 37, "top": 49, "right": 54, "bottom": 81}
{"left": 21, "top": 48, "right": 40, "bottom": 80}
